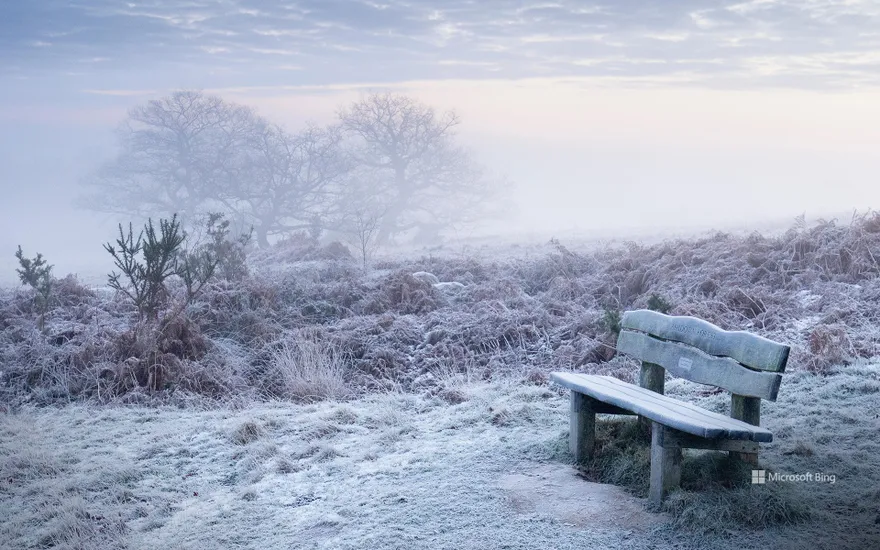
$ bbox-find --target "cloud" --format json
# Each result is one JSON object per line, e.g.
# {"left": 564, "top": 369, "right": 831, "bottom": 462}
{"left": 200, "top": 46, "right": 230, "bottom": 54}
{"left": 727, "top": 0, "right": 780, "bottom": 16}
{"left": 1, "top": 0, "right": 879, "bottom": 90}
{"left": 248, "top": 47, "right": 300, "bottom": 56}
{"left": 520, "top": 34, "right": 612, "bottom": 44}
{"left": 645, "top": 33, "right": 690, "bottom": 43}
{"left": 81, "top": 88, "right": 160, "bottom": 96}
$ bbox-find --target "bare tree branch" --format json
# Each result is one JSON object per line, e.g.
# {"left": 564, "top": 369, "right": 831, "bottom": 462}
{"left": 338, "top": 92, "right": 505, "bottom": 245}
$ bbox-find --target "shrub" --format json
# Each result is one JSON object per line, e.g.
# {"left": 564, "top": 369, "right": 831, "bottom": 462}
{"left": 368, "top": 271, "right": 437, "bottom": 315}
{"left": 724, "top": 287, "right": 767, "bottom": 319}
{"left": 601, "top": 308, "right": 622, "bottom": 337}
{"left": 646, "top": 293, "right": 673, "bottom": 314}
{"left": 100, "top": 214, "right": 244, "bottom": 394}
{"left": 14, "top": 246, "right": 53, "bottom": 331}
{"left": 104, "top": 215, "right": 186, "bottom": 322}
{"left": 53, "top": 274, "right": 95, "bottom": 307}
{"left": 806, "top": 324, "right": 852, "bottom": 373}
{"left": 196, "top": 212, "right": 252, "bottom": 282}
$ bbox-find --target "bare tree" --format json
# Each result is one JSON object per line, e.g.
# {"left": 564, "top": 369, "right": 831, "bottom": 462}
{"left": 338, "top": 92, "right": 502, "bottom": 245}
{"left": 220, "top": 122, "right": 351, "bottom": 248}
{"left": 78, "top": 90, "right": 261, "bottom": 223}
{"left": 78, "top": 90, "right": 352, "bottom": 248}
{"left": 341, "top": 204, "right": 385, "bottom": 271}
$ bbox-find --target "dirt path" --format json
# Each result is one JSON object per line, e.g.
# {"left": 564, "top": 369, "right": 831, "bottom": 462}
{"left": 499, "top": 463, "right": 666, "bottom": 533}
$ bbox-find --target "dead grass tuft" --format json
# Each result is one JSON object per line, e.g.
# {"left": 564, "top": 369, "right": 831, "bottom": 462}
{"left": 325, "top": 406, "right": 359, "bottom": 425}
{"left": 231, "top": 421, "right": 263, "bottom": 445}
{"left": 265, "top": 329, "right": 349, "bottom": 402}
{"left": 807, "top": 324, "right": 854, "bottom": 373}
{"left": 367, "top": 270, "right": 438, "bottom": 315}
{"left": 783, "top": 440, "right": 815, "bottom": 457}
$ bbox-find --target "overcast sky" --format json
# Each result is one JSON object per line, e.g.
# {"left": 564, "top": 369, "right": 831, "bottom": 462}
{"left": 2, "top": 0, "right": 880, "bottom": 282}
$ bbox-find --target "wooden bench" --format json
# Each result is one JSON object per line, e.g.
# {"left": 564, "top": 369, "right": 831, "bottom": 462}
{"left": 550, "top": 309, "right": 790, "bottom": 506}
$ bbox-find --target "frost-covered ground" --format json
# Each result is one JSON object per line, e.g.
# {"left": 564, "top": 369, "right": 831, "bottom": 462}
{"left": 2, "top": 364, "right": 880, "bottom": 550}
{"left": 4, "top": 214, "right": 880, "bottom": 549}
{"left": 0, "top": 381, "right": 651, "bottom": 550}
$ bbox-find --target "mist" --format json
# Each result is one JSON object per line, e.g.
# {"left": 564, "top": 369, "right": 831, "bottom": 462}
{"left": 3, "top": 80, "right": 878, "bottom": 285}
{"left": 2, "top": 1, "right": 879, "bottom": 284}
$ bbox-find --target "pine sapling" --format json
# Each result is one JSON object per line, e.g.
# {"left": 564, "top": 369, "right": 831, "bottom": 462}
{"left": 14, "top": 246, "right": 53, "bottom": 331}
{"left": 104, "top": 214, "right": 185, "bottom": 322}
{"left": 203, "top": 212, "right": 252, "bottom": 282}
{"left": 176, "top": 246, "right": 219, "bottom": 305}
{"left": 602, "top": 307, "right": 622, "bottom": 337}
{"left": 647, "top": 293, "right": 673, "bottom": 314}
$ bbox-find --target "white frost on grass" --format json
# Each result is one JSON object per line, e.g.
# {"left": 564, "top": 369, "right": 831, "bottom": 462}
{"left": 0, "top": 382, "right": 669, "bottom": 550}
{"left": 4, "top": 368, "right": 879, "bottom": 549}
{"left": 433, "top": 281, "right": 466, "bottom": 293}
{"left": 791, "top": 315, "right": 821, "bottom": 332}
{"left": 410, "top": 272, "right": 440, "bottom": 286}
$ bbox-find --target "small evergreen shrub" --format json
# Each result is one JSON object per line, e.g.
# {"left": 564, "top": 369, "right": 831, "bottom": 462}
{"left": 104, "top": 215, "right": 186, "bottom": 322}
{"left": 101, "top": 213, "right": 240, "bottom": 393}
{"left": 601, "top": 308, "right": 622, "bottom": 337}
{"left": 646, "top": 293, "right": 673, "bottom": 314}
{"left": 200, "top": 212, "right": 252, "bottom": 282}
{"left": 14, "top": 246, "right": 54, "bottom": 331}
{"left": 104, "top": 213, "right": 244, "bottom": 322}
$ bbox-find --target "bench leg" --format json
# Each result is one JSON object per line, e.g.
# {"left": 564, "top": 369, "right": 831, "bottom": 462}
{"left": 730, "top": 450, "right": 759, "bottom": 465}
{"left": 569, "top": 392, "right": 596, "bottom": 462}
{"left": 648, "top": 423, "right": 682, "bottom": 507}
{"left": 638, "top": 362, "right": 665, "bottom": 435}
{"left": 730, "top": 395, "right": 760, "bottom": 465}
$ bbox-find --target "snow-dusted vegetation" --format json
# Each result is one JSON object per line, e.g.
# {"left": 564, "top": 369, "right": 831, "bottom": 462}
{"left": 4, "top": 213, "right": 880, "bottom": 404}
{"left": 2, "top": 213, "right": 880, "bottom": 549}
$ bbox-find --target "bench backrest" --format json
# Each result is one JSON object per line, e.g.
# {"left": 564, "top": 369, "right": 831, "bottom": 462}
{"left": 616, "top": 310, "right": 790, "bottom": 401}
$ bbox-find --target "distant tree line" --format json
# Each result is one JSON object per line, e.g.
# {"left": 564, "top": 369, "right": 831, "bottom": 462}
{"left": 78, "top": 90, "right": 508, "bottom": 248}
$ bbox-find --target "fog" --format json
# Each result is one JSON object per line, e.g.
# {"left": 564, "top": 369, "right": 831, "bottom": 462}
{"left": 2, "top": 1, "right": 879, "bottom": 285}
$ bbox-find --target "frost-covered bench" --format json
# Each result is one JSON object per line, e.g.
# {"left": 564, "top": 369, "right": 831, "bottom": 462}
{"left": 551, "top": 310, "right": 790, "bottom": 506}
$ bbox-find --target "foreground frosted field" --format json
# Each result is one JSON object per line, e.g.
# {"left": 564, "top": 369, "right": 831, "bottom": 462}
{"left": 2, "top": 364, "right": 879, "bottom": 550}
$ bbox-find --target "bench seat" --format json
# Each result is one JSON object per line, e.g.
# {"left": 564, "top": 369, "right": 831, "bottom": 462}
{"left": 551, "top": 372, "right": 773, "bottom": 442}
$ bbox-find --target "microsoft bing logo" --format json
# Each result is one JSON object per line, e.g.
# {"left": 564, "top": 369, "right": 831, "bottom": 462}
{"left": 750, "top": 469, "right": 836, "bottom": 484}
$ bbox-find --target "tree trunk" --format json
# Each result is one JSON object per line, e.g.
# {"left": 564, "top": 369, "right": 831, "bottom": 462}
{"left": 375, "top": 164, "right": 411, "bottom": 246}
{"left": 375, "top": 212, "right": 398, "bottom": 246}
{"left": 256, "top": 225, "right": 270, "bottom": 248}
